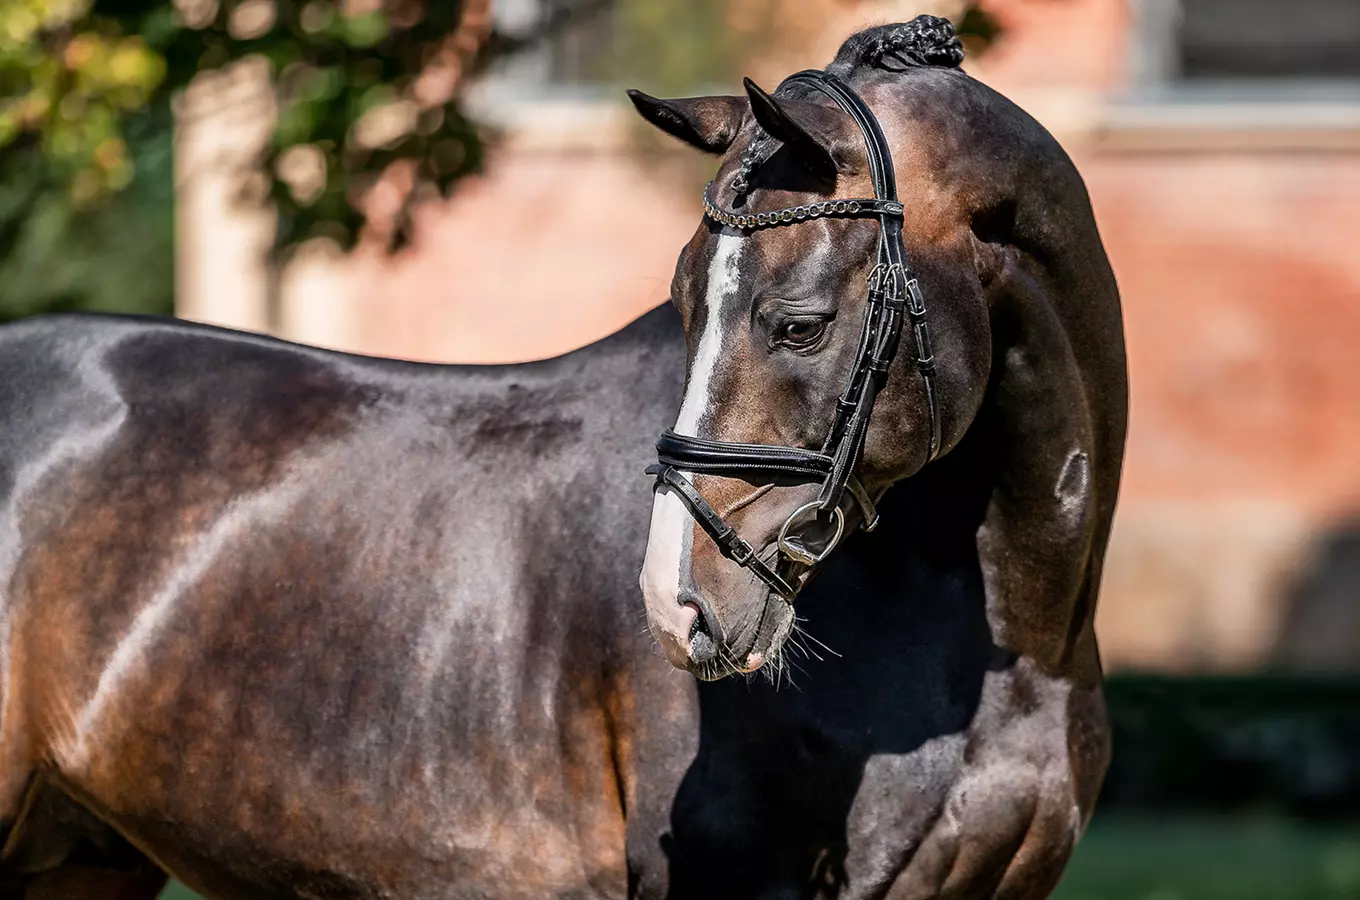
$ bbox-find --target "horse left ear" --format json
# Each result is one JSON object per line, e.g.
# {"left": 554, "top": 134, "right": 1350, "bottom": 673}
{"left": 626, "top": 90, "right": 747, "bottom": 154}
{"left": 743, "top": 77, "right": 859, "bottom": 179}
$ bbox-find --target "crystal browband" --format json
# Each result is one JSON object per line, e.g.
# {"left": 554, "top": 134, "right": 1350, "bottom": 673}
{"left": 702, "top": 183, "right": 904, "bottom": 232}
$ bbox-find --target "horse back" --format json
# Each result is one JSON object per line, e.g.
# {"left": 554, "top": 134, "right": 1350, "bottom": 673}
{"left": 0, "top": 308, "right": 690, "bottom": 898}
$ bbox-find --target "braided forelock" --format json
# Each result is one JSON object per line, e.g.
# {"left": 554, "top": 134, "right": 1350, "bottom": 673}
{"left": 731, "top": 80, "right": 821, "bottom": 199}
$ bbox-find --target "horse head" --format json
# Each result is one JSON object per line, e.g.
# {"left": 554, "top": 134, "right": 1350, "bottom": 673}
{"left": 630, "top": 17, "right": 1125, "bottom": 683}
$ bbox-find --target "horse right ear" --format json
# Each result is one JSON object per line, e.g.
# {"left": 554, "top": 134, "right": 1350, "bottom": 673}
{"left": 626, "top": 91, "right": 746, "bottom": 155}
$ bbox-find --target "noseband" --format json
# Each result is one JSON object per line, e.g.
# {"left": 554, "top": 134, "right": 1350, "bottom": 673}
{"left": 646, "top": 69, "right": 940, "bottom": 600}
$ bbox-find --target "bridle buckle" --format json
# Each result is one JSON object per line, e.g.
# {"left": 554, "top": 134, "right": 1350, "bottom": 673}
{"left": 728, "top": 538, "right": 756, "bottom": 565}
{"left": 777, "top": 502, "right": 846, "bottom": 567}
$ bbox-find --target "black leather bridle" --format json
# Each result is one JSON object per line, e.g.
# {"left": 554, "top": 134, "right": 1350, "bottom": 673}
{"left": 646, "top": 69, "right": 940, "bottom": 601}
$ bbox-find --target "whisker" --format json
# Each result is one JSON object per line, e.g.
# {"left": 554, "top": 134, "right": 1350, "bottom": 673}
{"left": 789, "top": 625, "right": 824, "bottom": 662}
{"left": 799, "top": 628, "right": 842, "bottom": 659}
{"left": 772, "top": 648, "right": 805, "bottom": 691}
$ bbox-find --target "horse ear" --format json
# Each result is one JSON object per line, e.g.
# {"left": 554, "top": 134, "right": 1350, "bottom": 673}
{"left": 742, "top": 77, "right": 857, "bottom": 179}
{"left": 626, "top": 90, "right": 746, "bottom": 155}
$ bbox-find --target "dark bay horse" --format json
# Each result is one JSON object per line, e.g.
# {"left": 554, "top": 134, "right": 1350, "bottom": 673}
{"left": 0, "top": 15, "right": 1125, "bottom": 900}
{"left": 632, "top": 15, "right": 1125, "bottom": 898}
{"left": 0, "top": 307, "right": 697, "bottom": 898}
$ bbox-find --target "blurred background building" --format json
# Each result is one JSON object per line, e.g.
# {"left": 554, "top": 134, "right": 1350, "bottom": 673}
{"left": 2, "top": 1, "right": 1357, "bottom": 896}
{"left": 179, "top": 0, "right": 1360, "bottom": 677}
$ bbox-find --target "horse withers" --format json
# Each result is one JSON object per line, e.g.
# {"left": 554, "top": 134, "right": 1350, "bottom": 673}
{"left": 632, "top": 15, "right": 1126, "bottom": 897}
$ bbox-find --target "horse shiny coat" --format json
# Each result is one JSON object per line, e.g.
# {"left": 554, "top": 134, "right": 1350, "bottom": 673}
{"left": 0, "top": 17, "right": 1125, "bottom": 900}
{"left": 0, "top": 310, "right": 692, "bottom": 898}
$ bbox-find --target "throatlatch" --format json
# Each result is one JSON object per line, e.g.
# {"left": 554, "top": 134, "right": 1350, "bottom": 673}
{"left": 647, "top": 69, "right": 941, "bottom": 601}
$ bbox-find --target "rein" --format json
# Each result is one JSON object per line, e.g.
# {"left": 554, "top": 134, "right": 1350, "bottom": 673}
{"left": 646, "top": 69, "right": 940, "bottom": 601}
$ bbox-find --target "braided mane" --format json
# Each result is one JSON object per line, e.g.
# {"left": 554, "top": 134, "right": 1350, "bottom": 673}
{"left": 827, "top": 15, "right": 965, "bottom": 75}
{"left": 732, "top": 15, "right": 963, "bottom": 198}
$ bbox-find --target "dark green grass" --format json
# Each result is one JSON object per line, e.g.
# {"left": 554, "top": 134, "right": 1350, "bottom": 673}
{"left": 1052, "top": 816, "right": 1360, "bottom": 900}
{"left": 157, "top": 815, "right": 1360, "bottom": 898}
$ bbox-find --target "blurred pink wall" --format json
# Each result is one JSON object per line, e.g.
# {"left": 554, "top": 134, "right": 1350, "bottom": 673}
{"left": 340, "top": 150, "right": 693, "bottom": 363}
{"left": 183, "top": 0, "right": 1360, "bottom": 672}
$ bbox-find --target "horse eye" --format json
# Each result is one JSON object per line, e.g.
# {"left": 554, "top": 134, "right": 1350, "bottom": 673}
{"left": 778, "top": 318, "right": 826, "bottom": 348}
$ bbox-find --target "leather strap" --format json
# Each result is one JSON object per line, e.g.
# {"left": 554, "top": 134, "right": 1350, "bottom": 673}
{"left": 646, "top": 464, "right": 799, "bottom": 599}
{"left": 657, "top": 429, "right": 879, "bottom": 527}
{"left": 657, "top": 429, "right": 832, "bottom": 477}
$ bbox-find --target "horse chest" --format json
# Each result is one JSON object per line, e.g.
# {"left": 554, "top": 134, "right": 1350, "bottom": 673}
{"left": 641, "top": 659, "right": 1095, "bottom": 900}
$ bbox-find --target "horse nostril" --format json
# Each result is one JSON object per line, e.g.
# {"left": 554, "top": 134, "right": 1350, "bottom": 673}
{"left": 690, "top": 629, "right": 717, "bottom": 665}
{"left": 682, "top": 600, "right": 719, "bottom": 665}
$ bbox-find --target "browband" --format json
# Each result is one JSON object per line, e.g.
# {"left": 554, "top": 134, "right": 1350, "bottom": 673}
{"left": 702, "top": 185, "right": 904, "bottom": 231}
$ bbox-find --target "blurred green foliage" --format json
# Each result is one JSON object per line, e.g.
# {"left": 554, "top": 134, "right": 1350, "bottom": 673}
{"left": 0, "top": 0, "right": 165, "bottom": 202}
{"left": 0, "top": 0, "right": 1000, "bottom": 320}
{"left": 1101, "top": 676, "right": 1360, "bottom": 819}
{"left": 1, "top": 0, "right": 1000, "bottom": 254}
{"left": 0, "top": 104, "right": 172, "bottom": 320}
{"left": 0, "top": 0, "right": 572, "bottom": 321}
{"left": 0, "top": 0, "right": 175, "bottom": 318}
{"left": 0, "top": 0, "right": 503, "bottom": 253}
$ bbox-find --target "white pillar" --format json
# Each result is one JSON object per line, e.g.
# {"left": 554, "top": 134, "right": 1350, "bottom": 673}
{"left": 174, "top": 56, "right": 276, "bottom": 333}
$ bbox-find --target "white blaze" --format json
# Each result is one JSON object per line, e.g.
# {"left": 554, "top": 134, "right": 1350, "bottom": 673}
{"left": 640, "top": 233, "right": 744, "bottom": 631}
